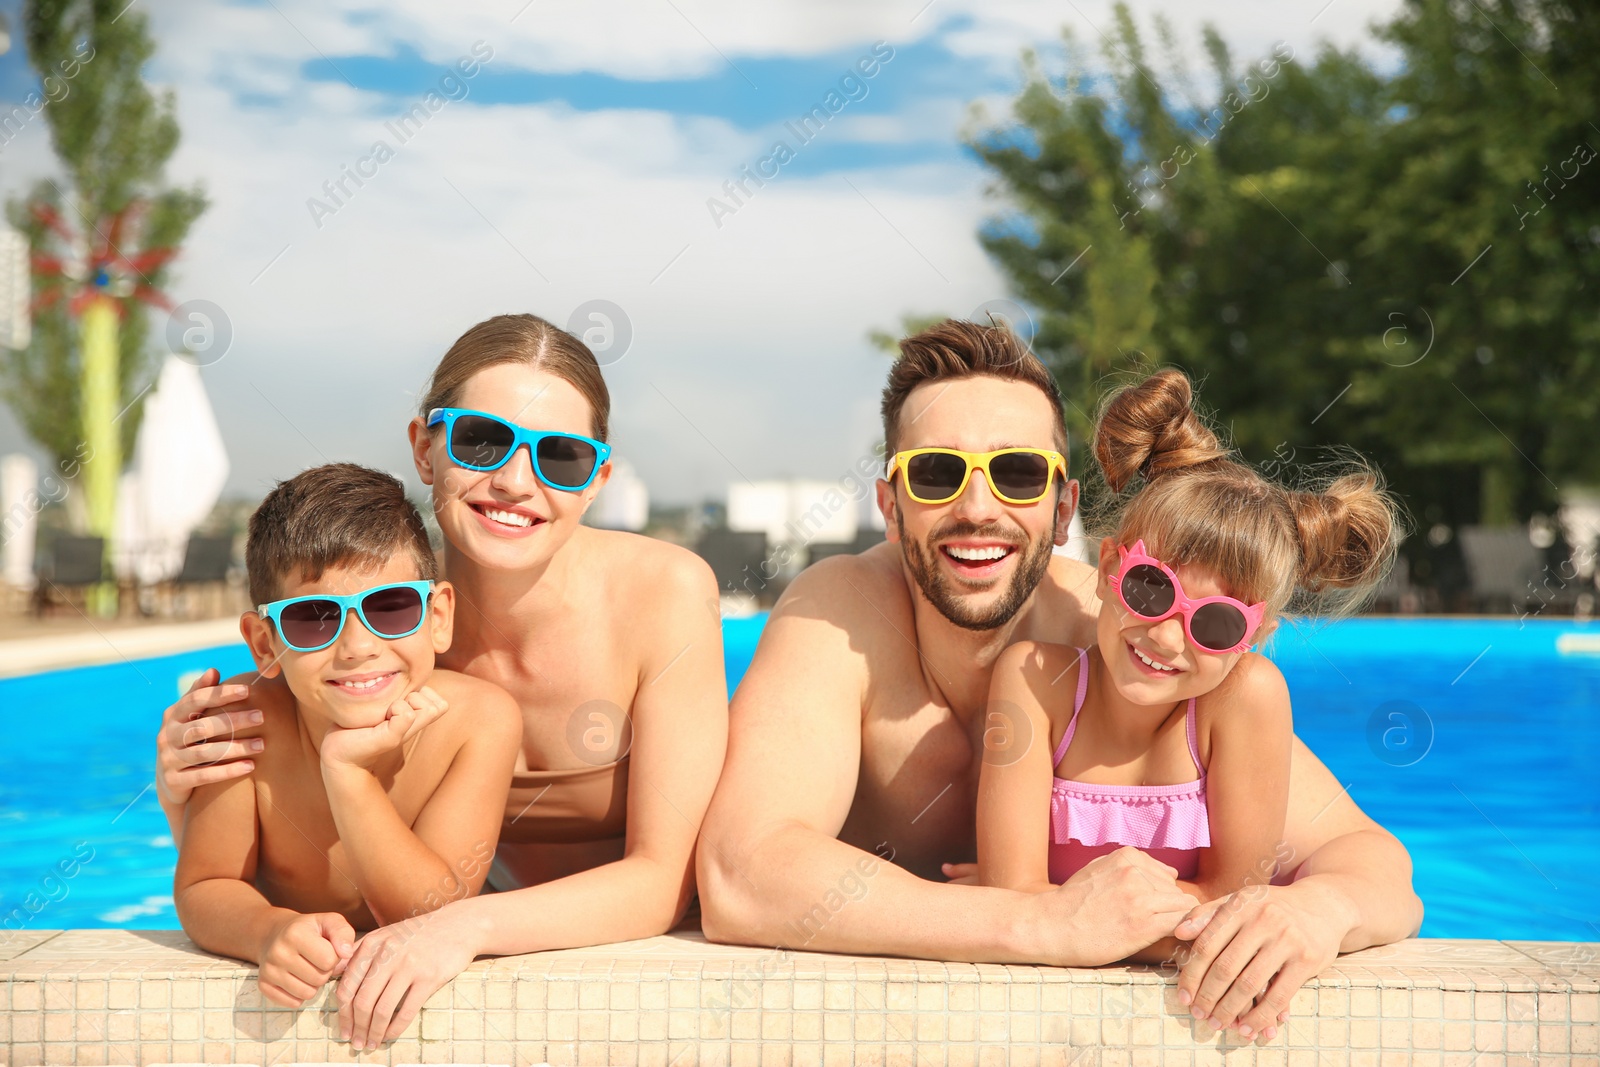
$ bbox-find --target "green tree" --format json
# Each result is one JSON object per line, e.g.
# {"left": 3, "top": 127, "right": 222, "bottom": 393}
{"left": 2, "top": 0, "right": 206, "bottom": 477}
{"left": 968, "top": 0, "right": 1600, "bottom": 595}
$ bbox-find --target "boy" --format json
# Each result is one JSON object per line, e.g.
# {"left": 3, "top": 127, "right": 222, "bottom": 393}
{"left": 174, "top": 463, "right": 521, "bottom": 1007}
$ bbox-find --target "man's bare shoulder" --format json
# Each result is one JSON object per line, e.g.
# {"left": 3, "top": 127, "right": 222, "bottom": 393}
{"left": 1017, "top": 552, "right": 1101, "bottom": 646}
{"left": 774, "top": 541, "right": 909, "bottom": 634}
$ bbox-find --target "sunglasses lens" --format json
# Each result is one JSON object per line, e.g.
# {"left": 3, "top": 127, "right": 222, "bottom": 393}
{"left": 1121, "top": 564, "right": 1175, "bottom": 618}
{"left": 360, "top": 586, "right": 426, "bottom": 638}
{"left": 905, "top": 452, "right": 969, "bottom": 501}
{"left": 1191, "top": 602, "right": 1249, "bottom": 651}
{"left": 278, "top": 600, "right": 343, "bottom": 649}
{"left": 450, "top": 415, "right": 516, "bottom": 470}
{"left": 535, "top": 435, "right": 601, "bottom": 489}
{"left": 988, "top": 451, "right": 1052, "bottom": 501}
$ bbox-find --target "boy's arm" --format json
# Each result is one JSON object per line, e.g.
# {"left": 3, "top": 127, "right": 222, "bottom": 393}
{"left": 322, "top": 684, "right": 520, "bottom": 926}
{"left": 172, "top": 772, "right": 290, "bottom": 964}
{"left": 976, "top": 642, "right": 1068, "bottom": 895}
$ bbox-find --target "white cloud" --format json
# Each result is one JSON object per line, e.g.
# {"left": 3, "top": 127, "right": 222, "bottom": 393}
{"left": 0, "top": 0, "right": 1403, "bottom": 507}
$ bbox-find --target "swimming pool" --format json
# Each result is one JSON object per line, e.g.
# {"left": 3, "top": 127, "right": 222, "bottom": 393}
{"left": 1, "top": 615, "right": 1595, "bottom": 939}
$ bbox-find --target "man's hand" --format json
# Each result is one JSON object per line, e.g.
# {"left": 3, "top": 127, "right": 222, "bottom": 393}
{"left": 319, "top": 687, "right": 448, "bottom": 775}
{"left": 257, "top": 912, "right": 356, "bottom": 1008}
{"left": 156, "top": 668, "right": 262, "bottom": 807}
{"left": 336, "top": 904, "right": 480, "bottom": 1051}
{"left": 1173, "top": 880, "right": 1350, "bottom": 1041}
{"left": 1034, "top": 847, "right": 1195, "bottom": 966}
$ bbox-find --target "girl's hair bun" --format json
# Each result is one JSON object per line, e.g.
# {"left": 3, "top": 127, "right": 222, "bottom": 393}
{"left": 1289, "top": 471, "right": 1401, "bottom": 611}
{"left": 1093, "top": 369, "right": 1229, "bottom": 493}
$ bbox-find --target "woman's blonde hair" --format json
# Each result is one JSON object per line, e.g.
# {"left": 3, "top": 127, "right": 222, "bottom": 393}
{"left": 1092, "top": 369, "right": 1402, "bottom": 620}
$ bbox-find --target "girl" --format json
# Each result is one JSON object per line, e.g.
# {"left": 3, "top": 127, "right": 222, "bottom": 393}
{"left": 977, "top": 368, "right": 1398, "bottom": 959}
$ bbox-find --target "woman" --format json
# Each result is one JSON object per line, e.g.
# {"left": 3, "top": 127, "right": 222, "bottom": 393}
{"left": 154, "top": 314, "right": 728, "bottom": 1049}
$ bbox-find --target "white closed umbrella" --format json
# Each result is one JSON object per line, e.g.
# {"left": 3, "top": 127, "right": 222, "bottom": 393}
{"left": 115, "top": 355, "right": 229, "bottom": 583}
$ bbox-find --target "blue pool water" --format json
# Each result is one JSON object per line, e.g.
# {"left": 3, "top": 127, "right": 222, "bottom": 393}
{"left": 1, "top": 616, "right": 1596, "bottom": 939}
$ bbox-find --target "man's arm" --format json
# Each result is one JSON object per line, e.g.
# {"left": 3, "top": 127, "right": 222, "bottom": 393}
{"left": 1172, "top": 735, "right": 1423, "bottom": 1039}
{"left": 1280, "top": 736, "right": 1424, "bottom": 948}
{"left": 697, "top": 561, "right": 1193, "bottom": 966}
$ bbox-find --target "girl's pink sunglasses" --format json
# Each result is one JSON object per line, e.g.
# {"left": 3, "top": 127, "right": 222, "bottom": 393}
{"left": 1112, "top": 540, "right": 1266, "bottom": 654}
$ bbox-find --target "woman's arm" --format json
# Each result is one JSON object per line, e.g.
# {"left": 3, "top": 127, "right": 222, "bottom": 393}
{"left": 336, "top": 548, "right": 729, "bottom": 1051}
{"left": 976, "top": 642, "right": 1071, "bottom": 895}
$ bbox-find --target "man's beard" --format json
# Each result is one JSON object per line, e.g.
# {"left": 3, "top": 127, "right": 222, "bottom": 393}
{"left": 897, "top": 513, "right": 1056, "bottom": 631}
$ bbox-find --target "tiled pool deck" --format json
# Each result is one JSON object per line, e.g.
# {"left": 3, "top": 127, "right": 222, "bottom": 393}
{"left": 0, "top": 930, "right": 1595, "bottom": 1065}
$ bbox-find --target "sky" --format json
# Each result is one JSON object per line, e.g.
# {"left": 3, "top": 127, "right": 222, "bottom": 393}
{"left": 0, "top": 0, "right": 1402, "bottom": 507}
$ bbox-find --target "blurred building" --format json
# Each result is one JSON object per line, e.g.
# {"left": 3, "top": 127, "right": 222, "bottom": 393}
{"left": 588, "top": 457, "right": 649, "bottom": 531}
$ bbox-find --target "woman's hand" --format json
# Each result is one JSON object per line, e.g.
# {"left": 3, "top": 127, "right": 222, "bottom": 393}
{"left": 319, "top": 687, "right": 448, "bottom": 776}
{"left": 156, "top": 668, "right": 263, "bottom": 808}
{"left": 1173, "top": 880, "right": 1348, "bottom": 1042}
{"left": 336, "top": 901, "right": 481, "bottom": 1050}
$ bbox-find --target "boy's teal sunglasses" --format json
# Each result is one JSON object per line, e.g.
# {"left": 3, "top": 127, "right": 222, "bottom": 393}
{"left": 427, "top": 407, "right": 611, "bottom": 491}
{"left": 257, "top": 580, "right": 435, "bottom": 653}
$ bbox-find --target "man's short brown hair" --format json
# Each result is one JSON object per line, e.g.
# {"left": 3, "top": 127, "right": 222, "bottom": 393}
{"left": 880, "top": 319, "right": 1069, "bottom": 458}
{"left": 246, "top": 463, "right": 438, "bottom": 606}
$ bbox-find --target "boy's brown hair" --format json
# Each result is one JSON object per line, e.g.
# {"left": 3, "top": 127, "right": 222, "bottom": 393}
{"left": 880, "top": 318, "right": 1069, "bottom": 457}
{"left": 246, "top": 463, "right": 437, "bottom": 606}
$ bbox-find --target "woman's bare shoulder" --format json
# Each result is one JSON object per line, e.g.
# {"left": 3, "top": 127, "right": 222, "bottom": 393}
{"left": 581, "top": 527, "right": 718, "bottom": 600}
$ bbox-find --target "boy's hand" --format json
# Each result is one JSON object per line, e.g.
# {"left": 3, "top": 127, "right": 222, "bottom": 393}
{"left": 319, "top": 687, "right": 449, "bottom": 775}
{"left": 156, "top": 668, "right": 263, "bottom": 807}
{"left": 257, "top": 912, "right": 356, "bottom": 1008}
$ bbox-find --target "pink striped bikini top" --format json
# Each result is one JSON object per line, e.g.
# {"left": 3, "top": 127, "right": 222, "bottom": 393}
{"left": 1048, "top": 648, "right": 1211, "bottom": 884}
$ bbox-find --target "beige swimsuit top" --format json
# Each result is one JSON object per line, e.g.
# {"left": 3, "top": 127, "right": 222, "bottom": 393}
{"left": 498, "top": 755, "right": 629, "bottom": 844}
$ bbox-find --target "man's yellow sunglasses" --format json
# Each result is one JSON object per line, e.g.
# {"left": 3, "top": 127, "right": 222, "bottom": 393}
{"left": 886, "top": 448, "right": 1068, "bottom": 505}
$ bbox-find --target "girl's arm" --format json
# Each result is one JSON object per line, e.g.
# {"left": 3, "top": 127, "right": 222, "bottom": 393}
{"left": 1187, "top": 653, "right": 1294, "bottom": 902}
{"left": 976, "top": 641, "right": 1072, "bottom": 895}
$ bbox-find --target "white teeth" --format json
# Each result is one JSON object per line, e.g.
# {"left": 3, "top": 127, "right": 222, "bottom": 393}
{"left": 335, "top": 676, "right": 387, "bottom": 690}
{"left": 945, "top": 545, "right": 1010, "bottom": 562}
{"left": 1133, "top": 647, "right": 1177, "bottom": 672}
{"left": 483, "top": 507, "right": 534, "bottom": 528}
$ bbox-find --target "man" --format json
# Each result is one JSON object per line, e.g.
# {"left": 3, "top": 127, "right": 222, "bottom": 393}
{"left": 698, "top": 319, "right": 1422, "bottom": 1042}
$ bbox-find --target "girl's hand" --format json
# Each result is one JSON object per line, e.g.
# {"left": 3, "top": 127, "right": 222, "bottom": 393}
{"left": 320, "top": 687, "right": 448, "bottom": 775}
{"left": 1173, "top": 881, "right": 1342, "bottom": 1042}
{"left": 336, "top": 902, "right": 480, "bottom": 1050}
{"left": 257, "top": 912, "right": 356, "bottom": 1008}
{"left": 940, "top": 862, "right": 980, "bottom": 885}
{"left": 156, "top": 668, "right": 263, "bottom": 807}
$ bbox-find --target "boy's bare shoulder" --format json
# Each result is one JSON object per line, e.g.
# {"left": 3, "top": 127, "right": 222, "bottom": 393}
{"left": 215, "top": 671, "right": 296, "bottom": 742}
{"left": 421, "top": 669, "right": 523, "bottom": 739}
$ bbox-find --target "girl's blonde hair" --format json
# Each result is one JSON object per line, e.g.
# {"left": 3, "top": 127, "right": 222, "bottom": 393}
{"left": 1092, "top": 369, "right": 1401, "bottom": 620}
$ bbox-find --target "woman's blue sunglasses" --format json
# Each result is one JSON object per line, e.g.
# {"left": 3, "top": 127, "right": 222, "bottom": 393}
{"left": 257, "top": 580, "right": 435, "bottom": 653}
{"left": 427, "top": 407, "right": 611, "bottom": 491}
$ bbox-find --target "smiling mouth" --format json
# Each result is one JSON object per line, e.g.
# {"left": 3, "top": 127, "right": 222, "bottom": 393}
{"left": 940, "top": 544, "right": 1015, "bottom": 567}
{"left": 326, "top": 671, "right": 399, "bottom": 695}
{"left": 1128, "top": 642, "right": 1181, "bottom": 674}
{"left": 471, "top": 503, "right": 542, "bottom": 530}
